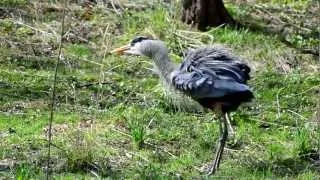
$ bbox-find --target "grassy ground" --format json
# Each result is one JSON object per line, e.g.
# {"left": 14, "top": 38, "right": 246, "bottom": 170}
{"left": 0, "top": 0, "right": 319, "bottom": 179}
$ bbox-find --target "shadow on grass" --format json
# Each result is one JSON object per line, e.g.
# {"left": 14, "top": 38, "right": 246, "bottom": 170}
{"left": 246, "top": 154, "right": 319, "bottom": 176}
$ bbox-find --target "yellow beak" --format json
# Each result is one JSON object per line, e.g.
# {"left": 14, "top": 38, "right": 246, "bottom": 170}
{"left": 110, "top": 44, "right": 131, "bottom": 55}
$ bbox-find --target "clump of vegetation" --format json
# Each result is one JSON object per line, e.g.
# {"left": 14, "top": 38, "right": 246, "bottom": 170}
{"left": 125, "top": 109, "right": 147, "bottom": 149}
{"left": 0, "top": 0, "right": 26, "bottom": 7}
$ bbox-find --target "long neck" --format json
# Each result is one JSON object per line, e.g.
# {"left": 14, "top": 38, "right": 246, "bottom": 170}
{"left": 143, "top": 41, "right": 176, "bottom": 83}
{"left": 153, "top": 51, "right": 176, "bottom": 82}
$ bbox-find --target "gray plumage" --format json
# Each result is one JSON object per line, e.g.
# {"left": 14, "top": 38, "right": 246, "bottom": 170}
{"left": 113, "top": 37, "right": 254, "bottom": 175}
{"left": 134, "top": 38, "right": 253, "bottom": 112}
{"left": 171, "top": 46, "right": 253, "bottom": 111}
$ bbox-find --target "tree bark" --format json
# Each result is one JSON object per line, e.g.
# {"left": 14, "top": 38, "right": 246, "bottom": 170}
{"left": 182, "top": 0, "right": 236, "bottom": 31}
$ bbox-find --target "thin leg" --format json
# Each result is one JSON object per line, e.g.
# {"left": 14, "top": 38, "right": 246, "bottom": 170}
{"left": 207, "top": 112, "right": 229, "bottom": 175}
{"left": 225, "top": 113, "right": 235, "bottom": 137}
{"left": 218, "top": 114, "right": 223, "bottom": 136}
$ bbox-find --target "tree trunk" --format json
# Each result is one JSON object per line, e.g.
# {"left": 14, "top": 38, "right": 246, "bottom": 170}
{"left": 182, "top": 0, "right": 236, "bottom": 31}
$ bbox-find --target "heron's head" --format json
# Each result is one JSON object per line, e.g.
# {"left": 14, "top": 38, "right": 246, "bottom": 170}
{"left": 111, "top": 36, "right": 168, "bottom": 58}
{"left": 111, "top": 36, "right": 152, "bottom": 56}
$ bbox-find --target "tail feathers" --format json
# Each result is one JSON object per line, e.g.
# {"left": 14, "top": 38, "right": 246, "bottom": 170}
{"left": 220, "top": 90, "right": 254, "bottom": 112}
{"left": 198, "top": 80, "right": 254, "bottom": 112}
{"left": 211, "top": 80, "right": 252, "bottom": 98}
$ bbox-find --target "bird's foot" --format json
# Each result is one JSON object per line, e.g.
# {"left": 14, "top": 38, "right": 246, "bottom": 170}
{"left": 198, "top": 160, "right": 219, "bottom": 176}
{"left": 206, "top": 164, "right": 218, "bottom": 176}
{"left": 198, "top": 162, "right": 209, "bottom": 173}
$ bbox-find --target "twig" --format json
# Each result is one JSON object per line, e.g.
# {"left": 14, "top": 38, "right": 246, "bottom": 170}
{"left": 95, "top": 25, "right": 111, "bottom": 108}
{"left": 88, "top": 169, "right": 99, "bottom": 178}
{"left": 111, "top": 127, "right": 131, "bottom": 138}
{"left": 146, "top": 117, "right": 155, "bottom": 129}
{"left": 5, "top": 19, "right": 54, "bottom": 36}
{"left": 68, "top": 54, "right": 104, "bottom": 66}
{"left": 46, "top": 2, "right": 66, "bottom": 179}
{"left": 126, "top": 151, "right": 150, "bottom": 162}
{"left": 280, "top": 38, "right": 319, "bottom": 56}
{"left": 276, "top": 89, "right": 282, "bottom": 119}
{"left": 173, "top": 32, "right": 203, "bottom": 45}
{"left": 317, "top": 105, "right": 320, "bottom": 161}
{"left": 76, "top": 82, "right": 112, "bottom": 88}
{"left": 177, "top": 29, "right": 215, "bottom": 42}
{"left": 39, "top": 138, "right": 66, "bottom": 152}
{"left": 144, "top": 141, "right": 176, "bottom": 158}
{"left": 109, "top": 0, "right": 122, "bottom": 15}
{"left": 114, "top": 0, "right": 124, "bottom": 10}
{"left": 64, "top": 31, "right": 90, "bottom": 43}
{"left": 287, "top": 109, "right": 308, "bottom": 120}
{"left": 285, "top": 85, "right": 320, "bottom": 98}
{"left": 224, "top": 147, "right": 240, "bottom": 152}
{"left": 249, "top": 118, "right": 297, "bottom": 129}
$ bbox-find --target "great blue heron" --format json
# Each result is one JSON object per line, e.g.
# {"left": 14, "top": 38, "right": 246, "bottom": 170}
{"left": 111, "top": 36, "right": 253, "bottom": 175}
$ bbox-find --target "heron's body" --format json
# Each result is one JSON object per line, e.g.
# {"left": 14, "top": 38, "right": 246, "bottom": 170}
{"left": 171, "top": 46, "right": 253, "bottom": 112}
{"left": 112, "top": 37, "right": 254, "bottom": 175}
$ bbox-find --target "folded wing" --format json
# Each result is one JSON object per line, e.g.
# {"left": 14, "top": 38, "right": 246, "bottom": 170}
{"left": 172, "top": 46, "right": 253, "bottom": 111}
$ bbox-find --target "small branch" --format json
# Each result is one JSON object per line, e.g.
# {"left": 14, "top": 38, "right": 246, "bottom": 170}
{"left": 144, "top": 141, "right": 177, "bottom": 158}
{"left": 5, "top": 19, "right": 54, "bottom": 36}
{"left": 68, "top": 54, "right": 104, "bottom": 66}
{"left": 39, "top": 138, "right": 66, "bottom": 152}
{"left": 111, "top": 127, "right": 131, "bottom": 138}
{"left": 285, "top": 85, "right": 320, "bottom": 98}
{"left": 107, "top": 2, "right": 153, "bottom": 11}
{"left": 109, "top": 0, "right": 122, "bottom": 15}
{"left": 249, "top": 118, "right": 297, "bottom": 129}
{"left": 287, "top": 110, "right": 308, "bottom": 120}
{"left": 280, "top": 37, "right": 319, "bottom": 56}
{"left": 276, "top": 89, "right": 282, "bottom": 119}
{"left": 126, "top": 151, "right": 150, "bottom": 162}
{"left": 146, "top": 117, "right": 155, "bottom": 129}
{"left": 75, "top": 82, "right": 112, "bottom": 88}
{"left": 46, "top": 2, "right": 66, "bottom": 179}
{"left": 299, "top": 48, "right": 319, "bottom": 56}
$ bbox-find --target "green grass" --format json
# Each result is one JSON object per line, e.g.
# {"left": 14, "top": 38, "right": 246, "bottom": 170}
{"left": 0, "top": 0, "right": 26, "bottom": 7}
{"left": 0, "top": 0, "right": 319, "bottom": 179}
